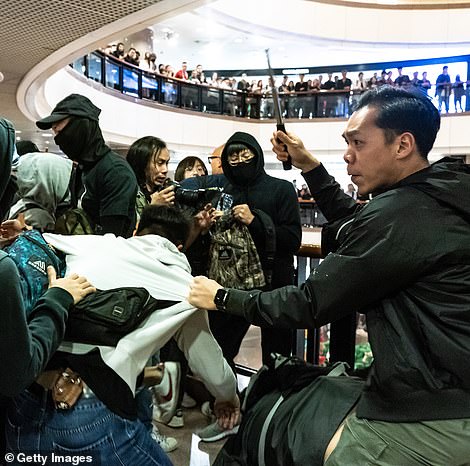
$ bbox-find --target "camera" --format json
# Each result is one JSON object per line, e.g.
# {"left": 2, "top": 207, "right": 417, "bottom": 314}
{"left": 161, "top": 179, "right": 224, "bottom": 210}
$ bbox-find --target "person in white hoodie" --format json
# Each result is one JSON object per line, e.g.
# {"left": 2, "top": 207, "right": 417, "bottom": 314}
{"left": 5, "top": 204, "right": 239, "bottom": 466}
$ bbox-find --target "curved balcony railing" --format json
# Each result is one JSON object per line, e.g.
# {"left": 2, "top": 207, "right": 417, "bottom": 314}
{"left": 72, "top": 51, "right": 470, "bottom": 120}
{"left": 72, "top": 51, "right": 355, "bottom": 119}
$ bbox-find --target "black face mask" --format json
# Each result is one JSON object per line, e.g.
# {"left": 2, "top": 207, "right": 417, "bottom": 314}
{"left": 54, "top": 118, "right": 90, "bottom": 161}
{"left": 230, "top": 159, "right": 257, "bottom": 186}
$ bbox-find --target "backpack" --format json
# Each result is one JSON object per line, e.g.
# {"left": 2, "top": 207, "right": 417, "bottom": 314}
{"left": 208, "top": 212, "right": 265, "bottom": 290}
{"left": 4, "top": 229, "right": 65, "bottom": 315}
{"left": 64, "top": 287, "right": 178, "bottom": 347}
{"left": 54, "top": 207, "right": 95, "bottom": 235}
{"left": 214, "top": 354, "right": 364, "bottom": 466}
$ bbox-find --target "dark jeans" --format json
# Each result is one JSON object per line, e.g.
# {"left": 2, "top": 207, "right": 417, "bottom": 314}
{"left": 6, "top": 388, "right": 172, "bottom": 466}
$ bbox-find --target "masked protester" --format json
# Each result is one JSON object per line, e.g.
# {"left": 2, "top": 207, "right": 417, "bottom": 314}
{"left": 210, "top": 131, "right": 301, "bottom": 368}
{"left": 36, "top": 94, "right": 138, "bottom": 237}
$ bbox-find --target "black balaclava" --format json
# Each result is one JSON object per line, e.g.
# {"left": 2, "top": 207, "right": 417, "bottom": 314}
{"left": 221, "top": 132, "right": 265, "bottom": 188}
{"left": 54, "top": 117, "right": 109, "bottom": 165}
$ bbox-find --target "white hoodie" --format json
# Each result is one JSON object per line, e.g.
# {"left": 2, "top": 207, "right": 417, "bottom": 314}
{"left": 44, "top": 233, "right": 236, "bottom": 401}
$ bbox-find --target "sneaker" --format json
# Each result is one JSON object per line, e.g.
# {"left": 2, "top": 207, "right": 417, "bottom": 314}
{"left": 152, "top": 362, "right": 181, "bottom": 424}
{"left": 200, "top": 401, "right": 215, "bottom": 420}
{"left": 181, "top": 392, "right": 197, "bottom": 409}
{"left": 150, "top": 426, "right": 178, "bottom": 453}
{"left": 196, "top": 421, "right": 239, "bottom": 443}
{"left": 166, "top": 408, "right": 184, "bottom": 428}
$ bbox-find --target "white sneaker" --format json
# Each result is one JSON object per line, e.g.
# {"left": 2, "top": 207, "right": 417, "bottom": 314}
{"left": 150, "top": 426, "right": 178, "bottom": 452}
{"left": 166, "top": 408, "right": 184, "bottom": 428}
{"left": 152, "top": 362, "right": 181, "bottom": 424}
{"left": 181, "top": 392, "right": 197, "bottom": 408}
{"left": 196, "top": 421, "right": 239, "bottom": 443}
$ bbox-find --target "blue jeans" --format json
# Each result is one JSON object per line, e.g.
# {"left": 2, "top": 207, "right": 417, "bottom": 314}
{"left": 6, "top": 387, "right": 173, "bottom": 466}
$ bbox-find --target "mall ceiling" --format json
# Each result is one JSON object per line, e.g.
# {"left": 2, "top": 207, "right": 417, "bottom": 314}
{"left": 1, "top": 0, "right": 470, "bottom": 152}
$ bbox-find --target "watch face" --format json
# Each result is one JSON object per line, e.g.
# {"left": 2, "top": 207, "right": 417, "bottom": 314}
{"left": 215, "top": 288, "right": 228, "bottom": 309}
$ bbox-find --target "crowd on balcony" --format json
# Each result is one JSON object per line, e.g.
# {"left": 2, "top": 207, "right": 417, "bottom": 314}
{"left": 102, "top": 43, "right": 470, "bottom": 116}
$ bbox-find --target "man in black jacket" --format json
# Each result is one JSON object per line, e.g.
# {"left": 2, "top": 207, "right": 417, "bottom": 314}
{"left": 36, "top": 94, "right": 138, "bottom": 238}
{"left": 188, "top": 87, "right": 470, "bottom": 465}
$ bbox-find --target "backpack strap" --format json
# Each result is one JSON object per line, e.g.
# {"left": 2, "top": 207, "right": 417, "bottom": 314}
{"left": 252, "top": 209, "right": 276, "bottom": 288}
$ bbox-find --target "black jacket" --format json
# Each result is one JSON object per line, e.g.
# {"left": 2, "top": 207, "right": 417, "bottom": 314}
{"left": 221, "top": 132, "right": 301, "bottom": 288}
{"left": 224, "top": 158, "right": 470, "bottom": 422}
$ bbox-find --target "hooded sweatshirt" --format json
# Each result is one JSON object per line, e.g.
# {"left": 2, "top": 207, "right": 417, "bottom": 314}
{"left": 9, "top": 152, "right": 73, "bottom": 231}
{"left": 38, "top": 95, "right": 137, "bottom": 237}
{"left": 221, "top": 132, "right": 301, "bottom": 288}
{"left": 225, "top": 157, "right": 470, "bottom": 422}
{"left": 54, "top": 117, "right": 137, "bottom": 237}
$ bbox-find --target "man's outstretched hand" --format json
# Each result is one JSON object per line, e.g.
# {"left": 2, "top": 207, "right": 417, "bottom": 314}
{"left": 214, "top": 395, "right": 241, "bottom": 430}
{"left": 188, "top": 276, "right": 222, "bottom": 310}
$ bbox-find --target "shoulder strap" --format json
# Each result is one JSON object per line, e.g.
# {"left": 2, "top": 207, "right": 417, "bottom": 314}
{"left": 252, "top": 209, "right": 276, "bottom": 286}
{"left": 69, "top": 164, "right": 83, "bottom": 208}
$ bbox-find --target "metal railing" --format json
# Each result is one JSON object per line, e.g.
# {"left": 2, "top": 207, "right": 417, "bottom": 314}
{"left": 73, "top": 51, "right": 470, "bottom": 120}
{"left": 72, "top": 51, "right": 352, "bottom": 119}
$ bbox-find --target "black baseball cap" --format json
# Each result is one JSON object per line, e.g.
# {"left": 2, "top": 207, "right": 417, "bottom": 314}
{"left": 36, "top": 94, "right": 101, "bottom": 130}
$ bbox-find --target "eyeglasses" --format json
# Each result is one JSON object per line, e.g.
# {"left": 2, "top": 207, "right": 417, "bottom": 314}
{"left": 207, "top": 156, "right": 220, "bottom": 164}
{"left": 227, "top": 150, "right": 255, "bottom": 166}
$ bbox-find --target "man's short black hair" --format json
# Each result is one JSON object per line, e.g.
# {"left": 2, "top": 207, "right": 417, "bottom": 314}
{"left": 16, "top": 140, "right": 39, "bottom": 156}
{"left": 356, "top": 85, "right": 440, "bottom": 159}
{"left": 136, "top": 205, "right": 191, "bottom": 247}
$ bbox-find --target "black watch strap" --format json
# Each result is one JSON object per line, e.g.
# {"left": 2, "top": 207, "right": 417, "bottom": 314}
{"left": 214, "top": 288, "right": 229, "bottom": 311}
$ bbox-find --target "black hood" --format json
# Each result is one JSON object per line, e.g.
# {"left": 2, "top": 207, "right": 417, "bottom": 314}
{"left": 221, "top": 132, "right": 265, "bottom": 187}
{"left": 397, "top": 157, "right": 470, "bottom": 223}
{"left": 0, "top": 118, "right": 16, "bottom": 220}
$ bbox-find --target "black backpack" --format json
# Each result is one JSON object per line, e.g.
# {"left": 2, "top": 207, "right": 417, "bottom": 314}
{"left": 65, "top": 287, "right": 178, "bottom": 346}
{"left": 214, "top": 355, "right": 364, "bottom": 466}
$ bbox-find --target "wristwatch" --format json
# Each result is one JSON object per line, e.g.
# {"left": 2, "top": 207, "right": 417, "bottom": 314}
{"left": 214, "top": 288, "right": 229, "bottom": 311}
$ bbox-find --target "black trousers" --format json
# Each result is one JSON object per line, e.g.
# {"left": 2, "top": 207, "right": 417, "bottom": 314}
{"left": 209, "top": 312, "right": 293, "bottom": 372}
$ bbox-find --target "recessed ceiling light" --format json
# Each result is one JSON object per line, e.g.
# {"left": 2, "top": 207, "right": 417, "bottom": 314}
{"left": 15, "top": 130, "right": 22, "bottom": 134}
{"left": 16, "top": 136, "right": 21, "bottom": 141}
{"left": 41, "top": 133, "right": 53, "bottom": 137}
